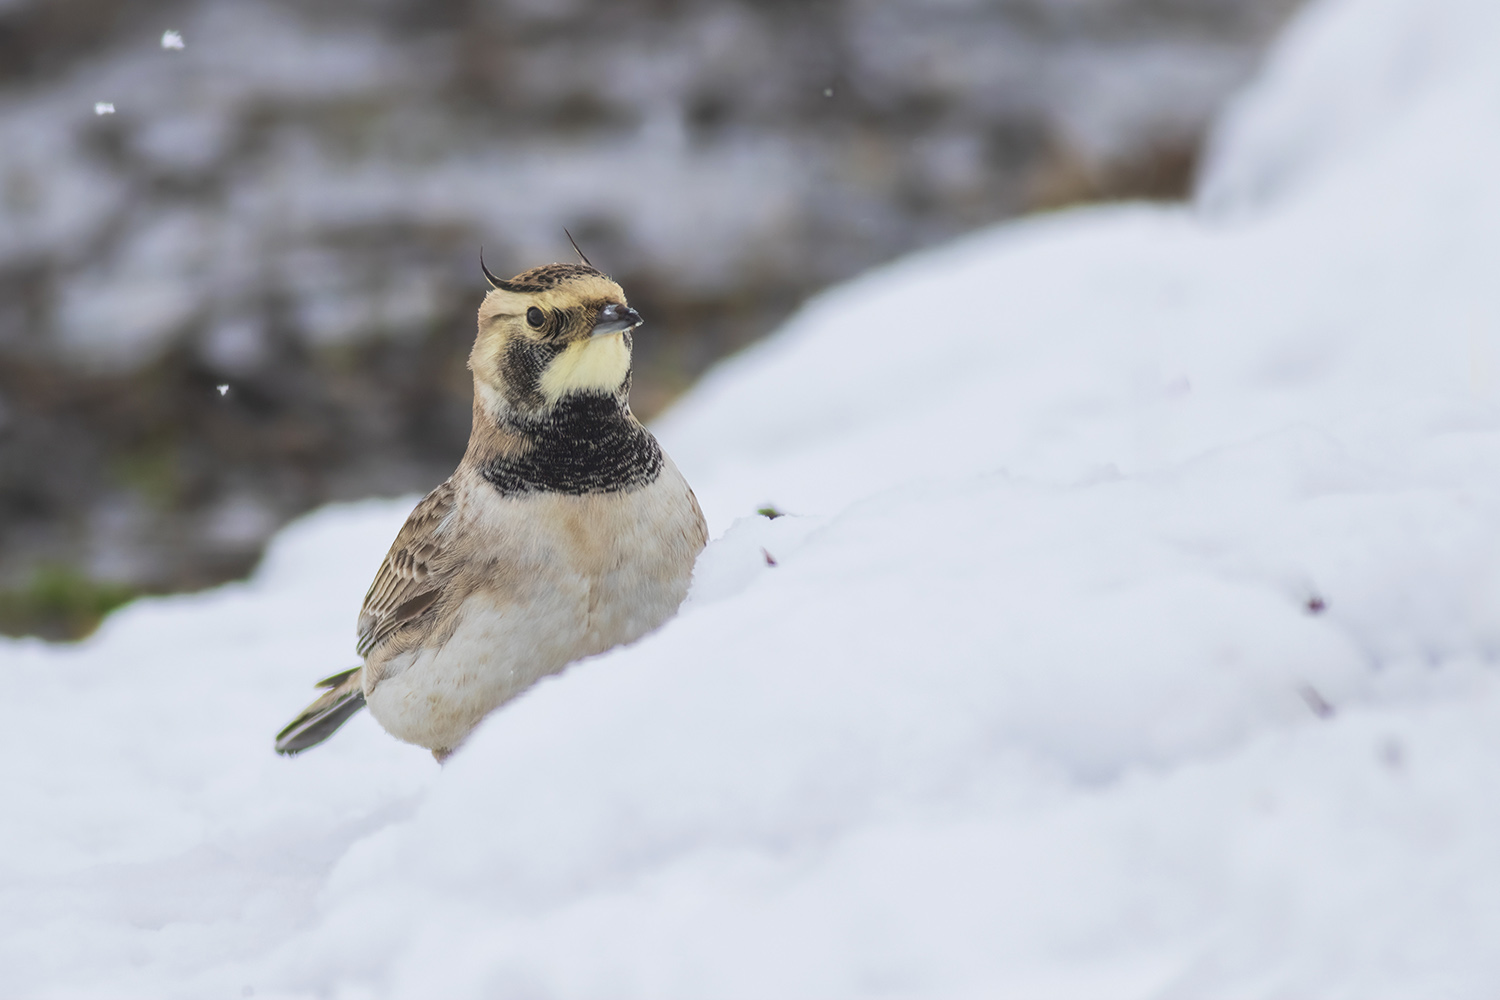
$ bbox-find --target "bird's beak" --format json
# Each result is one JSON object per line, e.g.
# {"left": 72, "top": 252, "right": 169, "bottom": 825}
{"left": 591, "top": 303, "right": 642, "bottom": 338}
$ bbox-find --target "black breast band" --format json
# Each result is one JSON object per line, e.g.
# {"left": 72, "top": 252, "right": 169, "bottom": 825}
{"left": 480, "top": 393, "right": 664, "bottom": 496}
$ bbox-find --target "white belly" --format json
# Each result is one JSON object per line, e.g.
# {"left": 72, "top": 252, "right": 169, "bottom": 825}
{"left": 364, "top": 465, "right": 704, "bottom": 753}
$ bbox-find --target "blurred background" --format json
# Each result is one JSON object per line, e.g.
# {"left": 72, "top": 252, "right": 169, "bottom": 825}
{"left": 0, "top": 0, "right": 1301, "bottom": 639}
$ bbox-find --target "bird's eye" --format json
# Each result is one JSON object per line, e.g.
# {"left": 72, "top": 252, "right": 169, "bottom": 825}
{"left": 526, "top": 307, "right": 545, "bottom": 329}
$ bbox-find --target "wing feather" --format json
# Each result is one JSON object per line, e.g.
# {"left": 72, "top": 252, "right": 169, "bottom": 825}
{"left": 357, "top": 481, "right": 459, "bottom": 657}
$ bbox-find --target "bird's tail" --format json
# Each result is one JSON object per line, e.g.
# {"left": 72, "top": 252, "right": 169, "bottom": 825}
{"left": 274, "top": 666, "right": 366, "bottom": 755}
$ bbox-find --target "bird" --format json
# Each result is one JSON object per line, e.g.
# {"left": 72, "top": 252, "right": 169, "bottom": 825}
{"left": 275, "top": 256, "right": 708, "bottom": 761}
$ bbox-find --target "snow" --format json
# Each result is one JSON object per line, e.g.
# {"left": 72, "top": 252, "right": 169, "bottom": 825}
{"left": 6, "top": 0, "right": 1500, "bottom": 995}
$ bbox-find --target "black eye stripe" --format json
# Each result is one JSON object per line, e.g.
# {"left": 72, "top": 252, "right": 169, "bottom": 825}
{"left": 517, "top": 304, "right": 601, "bottom": 339}
{"left": 499, "top": 336, "right": 566, "bottom": 410}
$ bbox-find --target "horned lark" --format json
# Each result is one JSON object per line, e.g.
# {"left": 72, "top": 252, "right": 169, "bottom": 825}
{"left": 275, "top": 259, "right": 708, "bottom": 761}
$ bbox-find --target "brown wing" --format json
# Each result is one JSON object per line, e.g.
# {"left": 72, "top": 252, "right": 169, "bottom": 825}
{"left": 357, "top": 480, "right": 459, "bottom": 658}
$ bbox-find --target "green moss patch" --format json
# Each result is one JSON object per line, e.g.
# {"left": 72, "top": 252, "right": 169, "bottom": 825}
{"left": 0, "top": 567, "right": 139, "bottom": 642}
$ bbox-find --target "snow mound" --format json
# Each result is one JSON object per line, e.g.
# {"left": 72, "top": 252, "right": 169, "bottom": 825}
{"left": 6, "top": 0, "right": 1500, "bottom": 995}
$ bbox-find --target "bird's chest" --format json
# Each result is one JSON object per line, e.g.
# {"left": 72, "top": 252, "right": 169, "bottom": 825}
{"left": 365, "top": 468, "right": 703, "bottom": 751}
{"left": 466, "top": 478, "right": 698, "bottom": 648}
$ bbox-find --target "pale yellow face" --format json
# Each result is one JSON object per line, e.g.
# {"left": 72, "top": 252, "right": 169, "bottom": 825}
{"left": 468, "top": 268, "right": 636, "bottom": 413}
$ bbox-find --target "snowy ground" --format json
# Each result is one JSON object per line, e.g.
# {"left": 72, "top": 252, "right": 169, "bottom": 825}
{"left": 6, "top": 0, "right": 1500, "bottom": 996}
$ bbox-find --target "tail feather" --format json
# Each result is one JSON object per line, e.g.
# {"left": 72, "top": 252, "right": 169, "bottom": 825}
{"left": 314, "top": 665, "right": 361, "bottom": 690}
{"left": 275, "top": 668, "right": 366, "bottom": 756}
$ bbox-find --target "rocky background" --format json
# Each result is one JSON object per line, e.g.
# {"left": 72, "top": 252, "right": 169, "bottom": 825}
{"left": 0, "top": 0, "right": 1301, "bottom": 638}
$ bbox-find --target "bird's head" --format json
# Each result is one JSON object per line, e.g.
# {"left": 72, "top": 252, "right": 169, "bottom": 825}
{"left": 469, "top": 261, "right": 642, "bottom": 419}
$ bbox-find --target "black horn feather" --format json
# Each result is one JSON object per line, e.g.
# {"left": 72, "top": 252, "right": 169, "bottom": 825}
{"left": 480, "top": 247, "right": 525, "bottom": 291}
{"left": 563, "top": 228, "right": 595, "bottom": 269}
